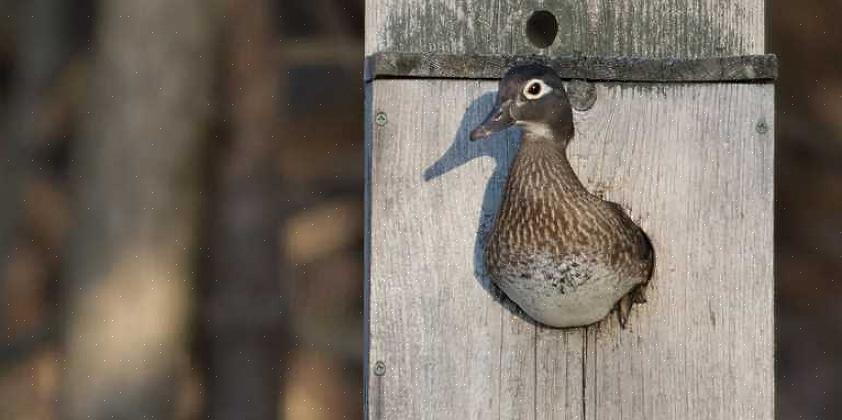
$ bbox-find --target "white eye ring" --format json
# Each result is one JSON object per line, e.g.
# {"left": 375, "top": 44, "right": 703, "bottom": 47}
{"left": 522, "top": 79, "right": 552, "bottom": 100}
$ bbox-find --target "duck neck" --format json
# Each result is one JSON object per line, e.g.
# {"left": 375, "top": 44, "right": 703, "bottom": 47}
{"left": 510, "top": 130, "right": 587, "bottom": 196}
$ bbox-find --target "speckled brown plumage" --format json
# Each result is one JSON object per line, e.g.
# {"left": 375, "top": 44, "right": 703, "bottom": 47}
{"left": 471, "top": 64, "right": 654, "bottom": 328}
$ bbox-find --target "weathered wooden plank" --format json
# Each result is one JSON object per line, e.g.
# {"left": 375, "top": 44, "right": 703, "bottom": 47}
{"left": 536, "top": 327, "right": 586, "bottom": 419}
{"left": 366, "top": 0, "right": 772, "bottom": 417}
{"left": 366, "top": 80, "right": 773, "bottom": 418}
{"left": 571, "top": 83, "right": 775, "bottom": 420}
{"left": 365, "top": 0, "right": 764, "bottom": 58}
{"left": 365, "top": 53, "right": 778, "bottom": 82}
{"left": 367, "top": 80, "right": 557, "bottom": 419}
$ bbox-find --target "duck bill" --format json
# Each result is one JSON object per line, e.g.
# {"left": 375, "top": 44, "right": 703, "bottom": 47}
{"left": 470, "top": 100, "right": 514, "bottom": 141}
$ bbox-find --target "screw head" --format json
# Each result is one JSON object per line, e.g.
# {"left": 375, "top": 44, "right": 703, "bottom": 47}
{"left": 375, "top": 112, "right": 388, "bottom": 126}
{"left": 373, "top": 361, "right": 386, "bottom": 376}
{"left": 755, "top": 119, "right": 769, "bottom": 134}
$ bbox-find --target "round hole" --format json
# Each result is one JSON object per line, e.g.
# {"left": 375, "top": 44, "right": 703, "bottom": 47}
{"left": 526, "top": 10, "right": 558, "bottom": 49}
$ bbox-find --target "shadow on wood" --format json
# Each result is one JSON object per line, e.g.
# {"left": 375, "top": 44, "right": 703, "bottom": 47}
{"left": 422, "top": 91, "right": 540, "bottom": 326}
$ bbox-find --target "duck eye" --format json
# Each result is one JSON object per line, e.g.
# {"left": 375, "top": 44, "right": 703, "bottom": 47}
{"left": 523, "top": 80, "right": 549, "bottom": 99}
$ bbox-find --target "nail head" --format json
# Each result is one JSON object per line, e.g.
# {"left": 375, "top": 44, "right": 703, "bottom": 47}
{"left": 375, "top": 112, "right": 388, "bottom": 126}
{"left": 755, "top": 119, "right": 769, "bottom": 134}
{"left": 374, "top": 361, "right": 386, "bottom": 376}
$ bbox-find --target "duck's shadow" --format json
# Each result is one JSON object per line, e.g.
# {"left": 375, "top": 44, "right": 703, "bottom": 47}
{"left": 423, "top": 92, "right": 540, "bottom": 327}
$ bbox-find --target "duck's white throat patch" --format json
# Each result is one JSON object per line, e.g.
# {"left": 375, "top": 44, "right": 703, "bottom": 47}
{"left": 517, "top": 121, "right": 554, "bottom": 138}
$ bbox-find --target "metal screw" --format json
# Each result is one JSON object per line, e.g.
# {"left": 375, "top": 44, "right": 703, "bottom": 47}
{"left": 755, "top": 119, "right": 769, "bottom": 134}
{"left": 373, "top": 361, "right": 386, "bottom": 376}
{"left": 375, "top": 112, "right": 388, "bottom": 126}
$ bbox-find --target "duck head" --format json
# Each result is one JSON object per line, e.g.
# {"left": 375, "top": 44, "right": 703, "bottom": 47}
{"left": 470, "top": 64, "right": 574, "bottom": 143}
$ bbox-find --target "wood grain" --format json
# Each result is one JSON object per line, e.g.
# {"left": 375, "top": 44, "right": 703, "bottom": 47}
{"left": 570, "top": 83, "right": 774, "bottom": 420}
{"left": 366, "top": 0, "right": 772, "bottom": 417}
{"left": 365, "top": 80, "right": 773, "bottom": 419}
{"left": 365, "top": 0, "right": 764, "bottom": 58}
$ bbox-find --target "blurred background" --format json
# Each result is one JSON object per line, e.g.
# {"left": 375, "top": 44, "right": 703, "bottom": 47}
{"left": 0, "top": 0, "right": 837, "bottom": 418}
{"left": 0, "top": 0, "right": 363, "bottom": 418}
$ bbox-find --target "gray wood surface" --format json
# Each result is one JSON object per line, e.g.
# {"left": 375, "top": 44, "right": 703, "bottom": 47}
{"left": 365, "top": 0, "right": 764, "bottom": 58}
{"left": 365, "top": 53, "right": 778, "bottom": 82}
{"left": 366, "top": 0, "right": 772, "bottom": 418}
{"left": 366, "top": 80, "right": 773, "bottom": 419}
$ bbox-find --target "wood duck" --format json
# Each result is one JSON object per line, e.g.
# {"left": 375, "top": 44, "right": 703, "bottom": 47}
{"left": 470, "top": 64, "right": 654, "bottom": 329}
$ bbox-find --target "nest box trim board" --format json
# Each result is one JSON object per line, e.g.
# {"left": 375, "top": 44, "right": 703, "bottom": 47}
{"left": 364, "top": 52, "right": 778, "bottom": 83}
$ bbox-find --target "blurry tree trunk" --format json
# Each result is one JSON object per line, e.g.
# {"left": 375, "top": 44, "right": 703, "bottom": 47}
{"left": 61, "top": 1, "right": 218, "bottom": 418}
{"left": 203, "top": 0, "right": 287, "bottom": 418}
{"left": 0, "top": 0, "right": 72, "bottom": 336}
